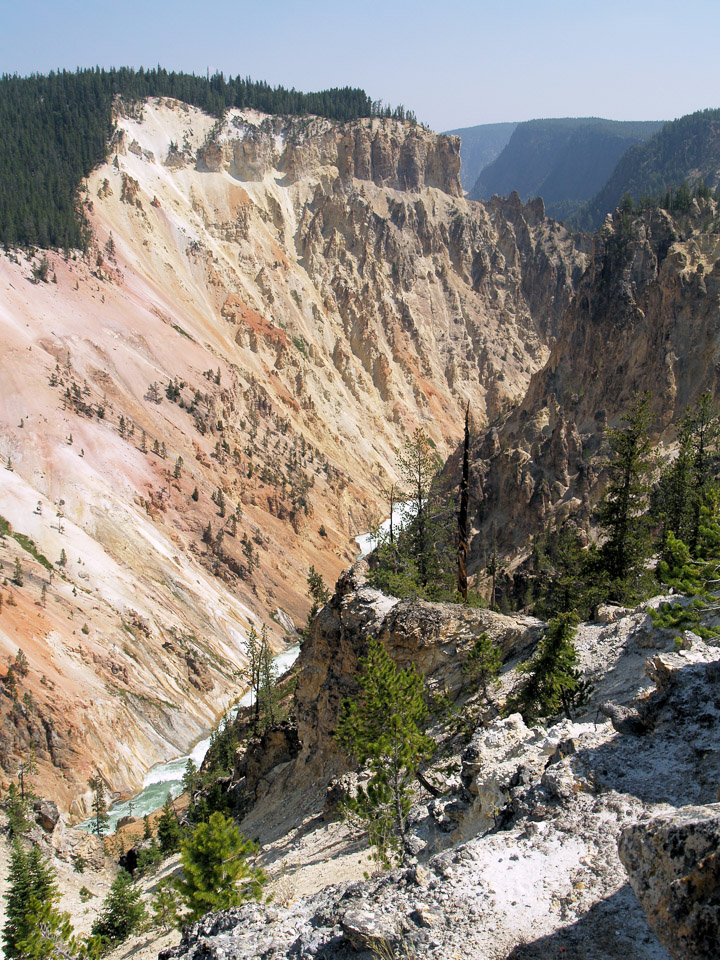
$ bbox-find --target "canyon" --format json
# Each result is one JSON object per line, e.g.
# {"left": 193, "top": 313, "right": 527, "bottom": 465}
{"left": 0, "top": 98, "right": 584, "bottom": 813}
{"left": 2, "top": 93, "right": 720, "bottom": 960}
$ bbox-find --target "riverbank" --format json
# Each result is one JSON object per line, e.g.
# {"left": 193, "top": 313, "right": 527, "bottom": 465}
{"left": 81, "top": 642, "right": 301, "bottom": 833}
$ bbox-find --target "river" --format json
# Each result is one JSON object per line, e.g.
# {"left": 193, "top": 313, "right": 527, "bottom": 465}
{"left": 354, "top": 500, "right": 410, "bottom": 557}
{"left": 86, "top": 504, "right": 403, "bottom": 833}
{"left": 82, "top": 643, "right": 301, "bottom": 833}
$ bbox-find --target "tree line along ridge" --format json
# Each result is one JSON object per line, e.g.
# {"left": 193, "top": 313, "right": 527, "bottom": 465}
{"left": 0, "top": 66, "right": 417, "bottom": 250}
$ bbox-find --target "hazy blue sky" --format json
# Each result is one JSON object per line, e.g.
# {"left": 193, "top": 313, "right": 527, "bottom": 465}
{"left": 1, "top": 0, "right": 718, "bottom": 131}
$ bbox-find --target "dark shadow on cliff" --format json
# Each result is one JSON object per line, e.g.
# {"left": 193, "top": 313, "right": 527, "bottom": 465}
{"left": 572, "top": 658, "right": 720, "bottom": 808}
{"left": 505, "top": 884, "right": 669, "bottom": 960}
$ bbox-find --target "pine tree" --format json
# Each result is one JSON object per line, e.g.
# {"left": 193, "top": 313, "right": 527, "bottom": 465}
{"left": 3, "top": 842, "right": 59, "bottom": 958}
{"left": 174, "top": 812, "right": 266, "bottom": 924}
{"left": 3, "top": 841, "right": 34, "bottom": 957}
{"left": 463, "top": 632, "right": 502, "bottom": 702}
{"left": 457, "top": 403, "right": 471, "bottom": 602}
{"left": 242, "top": 626, "right": 263, "bottom": 735}
{"left": 156, "top": 795, "right": 182, "bottom": 854}
{"left": 597, "top": 392, "right": 655, "bottom": 601}
{"left": 532, "top": 523, "right": 604, "bottom": 620}
{"left": 15, "top": 898, "right": 101, "bottom": 960}
{"left": 5, "top": 783, "right": 32, "bottom": 836}
{"left": 17, "top": 745, "right": 37, "bottom": 802}
{"left": 91, "top": 869, "right": 146, "bottom": 947}
{"left": 335, "top": 639, "right": 435, "bottom": 865}
{"left": 652, "top": 485, "right": 720, "bottom": 638}
{"left": 87, "top": 772, "right": 109, "bottom": 838}
{"left": 658, "top": 392, "right": 720, "bottom": 552}
{"left": 151, "top": 882, "right": 180, "bottom": 931}
{"left": 396, "top": 428, "right": 441, "bottom": 588}
{"left": 259, "top": 636, "right": 279, "bottom": 728}
{"left": 368, "top": 427, "right": 456, "bottom": 600}
{"left": 305, "top": 566, "right": 330, "bottom": 635}
{"left": 505, "top": 613, "right": 591, "bottom": 724}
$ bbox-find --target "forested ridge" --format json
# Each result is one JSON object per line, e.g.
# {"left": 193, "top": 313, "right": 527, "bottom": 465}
{"left": 0, "top": 67, "right": 409, "bottom": 250}
{"left": 576, "top": 107, "right": 720, "bottom": 229}
{"left": 469, "top": 117, "right": 663, "bottom": 220}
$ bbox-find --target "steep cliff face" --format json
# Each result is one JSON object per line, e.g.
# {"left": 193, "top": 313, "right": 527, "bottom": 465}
{"left": 464, "top": 199, "right": 720, "bottom": 566}
{"left": 197, "top": 113, "right": 463, "bottom": 195}
{"left": 0, "top": 99, "right": 584, "bottom": 811}
{"left": 235, "top": 560, "right": 543, "bottom": 835}
{"left": 169, "top": 587, "right": 720, "bottom": 960}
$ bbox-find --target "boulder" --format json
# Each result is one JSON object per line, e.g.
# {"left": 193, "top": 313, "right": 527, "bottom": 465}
{"left": 51, "top": 819, "right": 105, "bottom": 870}
{"left": 341, "top": 908, "right": 399, "bottom": 952}
{"left": 619, "top": 803, "right": 720, "bottom": 960}
{"left": 33, "top": 798, "right": 60, "bottom": 832}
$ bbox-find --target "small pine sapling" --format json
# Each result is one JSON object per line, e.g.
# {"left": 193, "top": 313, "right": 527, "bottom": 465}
{"left": 463, "top": 632, "right": 502, "bottom": 703}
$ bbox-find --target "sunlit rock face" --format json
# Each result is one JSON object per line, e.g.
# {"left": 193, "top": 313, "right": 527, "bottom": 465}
{"left": 0, "top": 98, "right": 584, "bottom": 811}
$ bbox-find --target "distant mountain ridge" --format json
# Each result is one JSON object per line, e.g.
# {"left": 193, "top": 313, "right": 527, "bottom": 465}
{"left": 443, "top": 121, "right": 518, "bottom": 192}
{"left": 576, "top": 108, "right": 720, "bottom": 229}
{"left": 469, "top": 117, "right": 664, "bottom": 220}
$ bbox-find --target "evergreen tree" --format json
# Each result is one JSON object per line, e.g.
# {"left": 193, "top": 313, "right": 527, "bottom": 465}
{"left": 242, "top": 626, "right": 263, "bottom": 735}
{"left": 597, "top": 392, "right": 655, "bottom": 601}
{"left": 457, "top": 403, "right": 471, "bottom": 603}
{"left": 156, "top": 795, "right": 182, "bottom": 855}
{"left": 150, "top": 882, "right": 180, "bottom": 931}
{"left": 239, "top": 624, "right": 281, "bottom": 735}
{"left": 91, "top": 869, "right": 146, "bottom": 947}
{"left": 531, "top": 523, "right": 604, "bottom": 620}
{"left": 258, "top": 637, "right": 280, "bottom": 728}
{"left": 305, "top": 566, "right": 330, "bottom": 635}
{"left": 505, "top": 614, "right": 592, "bottom": 724}
{"left": 182, "top": 759, "right": 201, "bottom": 821}
{"left": 463, "top": 632, "right": 502, "bottom": 702}
{"left": 17, "top": 745, "right": 37, "bottom": 802}
{"left": 4, "top": 782, "right": 32, "bottom": 836}
{"left": 368, "top": 428, "right": 455, "bottom": 600}
{"left": 396, "top": 428, "right": 442, "bottom": 588}
{"left": 335, "top": 639, "right": 435, "bottom": 865}
{"left": 3, "top": 842, "right": 59, "bottom": 958}
{"left": 174, "top": 812, "right": 266, "bottom": 924}
{"left": 658, "top": 392, "right": 719, "bottom": 552}
{"left": 652, "top": 484, "right": 720, "bottom": 638}
{"left": 87, "top": 772, "right": 109, "bottom": 838}
{"left": 15, "top": 898, "right": 101, "bottom": 960}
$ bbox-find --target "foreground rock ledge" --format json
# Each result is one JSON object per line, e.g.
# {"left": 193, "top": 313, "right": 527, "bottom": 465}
{"left": 619, "top": 803, "right": 720, "bottom": 960}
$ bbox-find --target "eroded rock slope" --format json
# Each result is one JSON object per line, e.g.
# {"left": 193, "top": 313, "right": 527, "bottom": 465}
{"left": 463, "top": 199, "right": 720, "bottom": 569}
{"left": 168, "top": 575, "right": 720, "bottom": 960}
{"left": 0, "top": 98, "right": 584, "bottom": 811}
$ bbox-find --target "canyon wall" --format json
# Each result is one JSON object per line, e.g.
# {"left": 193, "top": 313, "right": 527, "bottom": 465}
{"left": 0, "top": 99, "right": 584, "bottom": 812}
